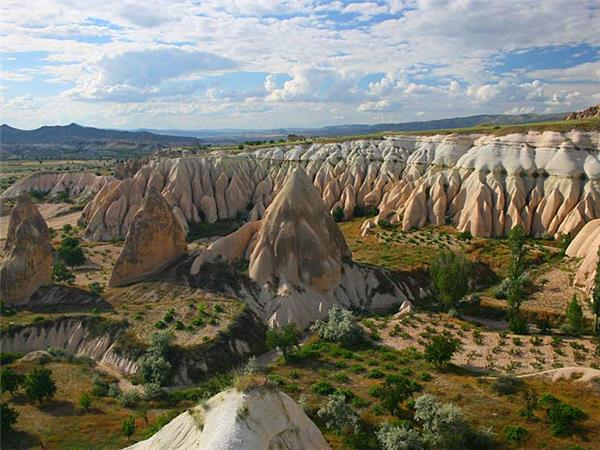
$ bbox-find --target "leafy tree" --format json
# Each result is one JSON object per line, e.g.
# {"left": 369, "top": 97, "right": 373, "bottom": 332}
{"left": 310, "top": 305, "right": 364, "bottom": 346}
{"left": 57, "top": 235, "right": 86, "bottom": 266}
{"left": 317, "top": 392, "right": 359, "bottom": 434}
{"left": 592, "top": 247, "right": 600, "bottom": 334}
{"left": 424, "top": 335, "right": 459, "bottom": 368}
{"left": 138, "top": 332, "right": 174, "bottom": 386}
{"left": 24, "top": 367, "right": 56, "bottom": 403}
{"left": 538, "top": 394, "right": 585, "bottom": 436}
{"left": 1, "top": 403, "right": 19, "bottom": 436}
{"left": 376, "top": 422, "right": 424, "bottom": 450}
{"left": 122, "top": 416, "right": 136, "bottom": 441}
{"left": 413, "top": 394, "right": 467, "bottom": 449}
{"left": 62, "top": 224, "right": 73, "bottom": 234}
{"left": 379, "top": 375, "right": 420, "bottom": 416}
{"left": 52, "top": 263, "right": 75, "bottom": 284}
{"left": 566, "top": 295, "right": 584, "bottom": 335}
{"left": 506, "top": 225, "right": 528, "bottom": 332}
{"left": 332, "top": 207, "right": 345, "bottom": 223}
{"left": 266, "top": 325, "right": 300, "bottom": 363}
{"left": 429, "top": 252, "right": 471, "bottom": 309}
{"left": 0, "top": 368, "right": 25, "bottom": 395}
{"left": 79, "top": 392, "right": 92, "bottom": 412}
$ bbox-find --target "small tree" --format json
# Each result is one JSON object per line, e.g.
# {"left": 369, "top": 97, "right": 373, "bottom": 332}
{"left": 566, "top": 295, "right": 584, "bottom": 335}
{"left": 138, "top": 331, "right": 174, "bottom": 386}
{"left": 311, "top": 305, "right": 364, "bottom": 346}
{"left": 317, "top": 392, "right": 359, "bottom": 434}
{"left": 266, "top": 325, "right": 300, "bottom": 363}
{"left": 380, "top": 375, "right": 419, "bottom": 416}
{"left": 24, "top": 367, "right": 56, "bottom": 403}
{"left": 332, "top": 207, "right": 344, "bottom": 223}
{"left": 122, "top": 416, "right": 136, "bottom": 441}
{"left": 1, "top": 403, "right": 19, "bottom": 436}
{"left": 52, "top": 263, "right": 75, "bottom": 284}
{"left": 429, "top": 252, "right": 471, "bottom": 309}
{"left": 79, "top": 392, "right": 92, "bottom": 412}
{"left": 413, "top": 394, "right": 467, "bottom": 449}
{"left": 424, "top": 335, "right": 459, "bottom": 368}
{"left": 57, "top": 235, "right": 86, "bottom": 266}
{"left": 506, "top": 225, "right": 528, "bottom": 332}
{"left": 0, "top": 368, "right": 25, "bottom": 395}
{"left": 376, "top": 422, "right": 424, "bottom": 450}
{"left": 592, "top": 247, "right": 600, "bottom": 334}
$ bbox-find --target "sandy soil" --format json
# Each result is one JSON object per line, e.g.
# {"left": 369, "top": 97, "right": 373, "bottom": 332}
{"left": 379, "top": 313, "right": 600, "bottom": 375}
{"left": 0, "top": 202, "right": 82, "bottom": 242}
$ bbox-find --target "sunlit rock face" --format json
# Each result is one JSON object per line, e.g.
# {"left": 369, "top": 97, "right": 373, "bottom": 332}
{"left": 109, "top": 186, "right": 187, "bottom": 287}
{"left": 566, "top": 218, "right": 600, "bottom": 296}
{"left": 81, "top": 131, "right": 600, "bottom": 240}
{"left": 1, "top": 197, "right": 53, "bottom": 305}
{"left": 190, "top": 169, "right": 414, "bottom": 329}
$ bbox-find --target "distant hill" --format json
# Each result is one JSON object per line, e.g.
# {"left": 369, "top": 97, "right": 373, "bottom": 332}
{"left": 0, "top": 123, "right": 197, "bottom": 145}
{"left": 139, "top": 112, "right": 567, "bottom": 143}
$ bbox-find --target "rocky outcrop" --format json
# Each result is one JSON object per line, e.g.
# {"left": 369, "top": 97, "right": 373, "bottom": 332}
{"left": 124, "top": 388, "right": 330, "bottom": 450}
{"left": 4, "top": 194, "right": 48, "bottom": 250}
{"left": 1, "top": 198, "right": 53, "bottom": 305}
{"left": 0, "top": 317, "right": 137, "bottom": 375}
{"left": 191, "top": 169, "right": 415, "bottom": 328}
{"left": 109, "top": 187, "right": 187, "bottom": 287}
{"left": 114, "top": 158, "right": 148, "bottom": 180}
{"left": 80, "top": 131, "right": 600, "bottom": 241}
{"left": 565, "top": 104, "right": 600, "bottom": 121}
{"left": 566, "top": 218, "right": 600, "bottom": 295}
{"left": 0, "top": 171, "right": 114, "bottom": 201}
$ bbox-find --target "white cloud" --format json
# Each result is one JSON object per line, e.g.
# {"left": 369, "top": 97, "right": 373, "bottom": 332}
{"left": 357, "top": 99, "right": 393, "bottom": 112}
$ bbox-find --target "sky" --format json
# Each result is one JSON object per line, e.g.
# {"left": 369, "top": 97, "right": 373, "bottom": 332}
{"left": 1, "top": 0, "right": 599, "bottom": 130}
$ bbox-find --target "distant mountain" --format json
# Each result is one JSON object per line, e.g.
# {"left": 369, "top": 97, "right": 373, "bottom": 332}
{"left": 138, "top": 112, "right": 567, "bottom": 143}
{"left": 0, "top": 123, "right": 197, "bottom": 145}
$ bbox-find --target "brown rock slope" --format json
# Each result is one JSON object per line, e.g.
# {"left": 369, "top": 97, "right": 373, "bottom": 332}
{"left": 566, "top": 218, "right": 600, "bottom": 295}
{"left": 109, "top": 187, "right": 187, "bottom": 287}
{"left": 0, "top": 200, "right": 53, "bottom": 304}
{"left": 191, "top": 168, "right": 415, "bottom": 328}
{"left": 4, "top": 194, "right": 48, "bottom": 250}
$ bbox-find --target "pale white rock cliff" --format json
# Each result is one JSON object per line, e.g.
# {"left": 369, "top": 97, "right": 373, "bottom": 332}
{"left": 124, "top": 388, "right": 330, "bottom": 450}
{"left": 80, "top": 131, "right": 600, "bottom": 240}
{"left": 191, "top": 169, "right": 414, "bottom": 328}
{"left": 1, "top": 171, "right": 114, "bottom": 200}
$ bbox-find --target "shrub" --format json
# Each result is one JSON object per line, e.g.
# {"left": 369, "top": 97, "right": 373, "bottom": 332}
{"left": 458, "top": 230, "right": 473, "bottom": 241}
{"left": 317, "top": 392, "right": 359, "bottom": 434}
{"left": 491, "top": 376, "right": 524, "bottom": 396}
{"left": 413, "top": 394, "right": 467, "bottom": 449}
{"left": 367, "top": 369, "right": 385, "bottom": 379}
{"left": 504, "top": 425, "right": 526, "bottom": 442}
{"left": 311, "top": 305, "right": 364, "bottom": 346}
{"left": 56, "top": 235, "right": 86, "bottom": 266}
{"left": 312, "top": 381, "right": 336, "bottom": 396}
{"left": 565, "top": 295, "right": 584, "bottom": 335}
{"left": 332, "top": 207, "right": 345, "bottom": 222}
{"left": 24, "top": 367, "right": 56, "bottom": 403}
{"left": 52, "top": 263, "right": 75, "bottom": 284}
{"left": 429, "top": 252, "right": 471, "bottom": 309}
{"left": 377, "top": 422, "right": 424, "bottom": 450}
{"left": 0, "top": 368, "right": 25, "bottom": 395}
{"left": 233, "top": 374, "right": 273, "bottom": 393}
{"left": 380, "top": 375, "right": 420, "bottom": 416}
{"left": 1, "top": 403, "right": 19, "bottom": 436}
{"left": 89, "top": 282, "right": 104, "bottom": 296}
{"left": 79, "top": 393, "right": 92, "bottom": 412}
{"left": 424, "top": 335, "right": 459, "bottom": 368}
{"left": 538, "top": 394, "right": 585, "bottom": 436}
{"left": 122, "top": 416, "right": 136, "bottom": 441}
{"left": 138, "top": 332, "right": 174, "bottom": 386}
{"left": 91, "top": 376, "right": 110, "bottom": 397}
{"left": 266, "top": 325, "right": 300, "bottom": 363}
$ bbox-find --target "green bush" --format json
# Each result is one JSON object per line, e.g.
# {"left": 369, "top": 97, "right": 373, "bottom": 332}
{"left": 491, "top": 376, "right": 524, "bottom": 396}
{"left": 311, "top": 305, "right": 364, "bottom": 346}
{"left": 424, "top": 334, "right": 460, "bottom": 368}
{"left": 138, "top": 332, "right": 174, "bottom": 386}
{"left": 332, "top": 207, "right": 345, "bottom": 223}
{"left": 1, "top": 403, "right": 19, "bottom": 436}
{"left": 538, "top": 394, "right": 585, "bottom": 436}
{"left": 52, "top": 263, "right": 75, "bottom": 284}
{"left": 429, "top": 252, "right": 471, "bottom": 309}
{"left": 266, "top": 325, "right": 299, "bottom": 363}
{"left": 504, "top": 425, "right": 526, "bottom": 442}
{"left": 312, "top": 381, "right": 336, "bottom": 396}
{"left": 57, "top": 235, "right": 86, "bottom": 266}
{"left": 565, "top": 296, "right": 584, "bottom": 335}
{"left": 0, "top": 368, "right": 25, "bottom": 395}
{"left": 24, "top": 366, "right": 57, "bottom": 403}
{"left": 317, "top": 392, "right": 359, "bottom": 434}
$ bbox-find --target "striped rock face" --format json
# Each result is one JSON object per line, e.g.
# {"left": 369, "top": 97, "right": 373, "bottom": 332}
{"left": 80, "top": 131, "right": 600, "bottom": 241}
{"left": 566, "top": 218, "right": 600, "bottom": 296}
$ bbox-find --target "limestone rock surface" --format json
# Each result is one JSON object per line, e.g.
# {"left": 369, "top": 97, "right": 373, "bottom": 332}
{"left": 109, "top": 187, "right": 187, "bottom": 287}
{"left": 124, "top": 388, "right": 330, "bottom": 450}
{"left": 0, "top": 204, "right": 53, "bottom": 304}
{"left": 566, "top": 219, "right": 600, "bottom": 295}
{"left": 80, "top": 131, "right": 600, "bottom": 241}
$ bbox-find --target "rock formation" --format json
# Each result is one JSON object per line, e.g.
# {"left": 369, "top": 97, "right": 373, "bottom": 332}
{"left": 4, "top": 194, "right": 49, "bottom": 250}
{"left": 109, "top": 186, "right": 187, "bottom": 287}
{"left": 565, "top": 104, "right": 600, "bottom": 121}
{"left": 0, "top": 199, "right": 53, "bottom": 304}
{"left": 566, "top": 218, "right": 600, "bottom": 296}
{"left": 191, "top": 168, "right": 414, "bottom": 328}
{"left": 80, "top": 131, "right": 600, "bottom": 241}
{"left": 1, "top": 171, "right": 114, "bottom": 201}
{"left": 124, "top": 388, "right": 330, "bottom": 450}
